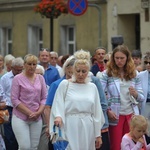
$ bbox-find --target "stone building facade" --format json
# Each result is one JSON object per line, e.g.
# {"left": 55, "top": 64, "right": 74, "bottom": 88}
{"left": 0, "top": 0, "right": 149, "bottom": 57}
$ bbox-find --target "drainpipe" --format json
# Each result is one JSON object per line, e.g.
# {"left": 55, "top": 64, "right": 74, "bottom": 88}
{"left": 88, "top": 4, "right": 101, "bottom": 46}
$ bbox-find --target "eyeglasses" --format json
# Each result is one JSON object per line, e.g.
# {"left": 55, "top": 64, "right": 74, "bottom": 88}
{"left": 104, "top": 59, "right": 109, "bottom": 64}
{"left": 51, "top": 57, "right": 58, "bottom": 60}
{"left": 144, "top": 61, "right": 150, "bottom": 65}
{"left": 40, "top": 48, "right": 49, "bottom": 51}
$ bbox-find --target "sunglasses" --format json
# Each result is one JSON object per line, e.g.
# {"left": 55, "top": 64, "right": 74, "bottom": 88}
{"left": 40, "top": 48, "right": 49, "bottom": 51}
{"left": 104, "top": 59, "right": 109, "bottom": 64}
{"left": 144, "top": 61, "right": 150, "bottom": 65}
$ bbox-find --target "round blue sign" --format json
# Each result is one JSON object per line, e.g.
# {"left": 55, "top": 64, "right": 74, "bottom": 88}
{"left": 68, "top": 0, "right": 88, "bottom": 16}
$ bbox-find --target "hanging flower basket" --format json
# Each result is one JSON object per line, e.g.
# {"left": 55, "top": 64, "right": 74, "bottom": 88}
{"left": 34, "top": 0, "right": 68, "bottom": 18}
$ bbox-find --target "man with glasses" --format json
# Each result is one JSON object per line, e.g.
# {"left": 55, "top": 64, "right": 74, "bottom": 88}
{"left": 0, "top": 57, "right": 24, "bottom": 150}
{"left": 38, "top": 49, "right": 60, "bottom": 87}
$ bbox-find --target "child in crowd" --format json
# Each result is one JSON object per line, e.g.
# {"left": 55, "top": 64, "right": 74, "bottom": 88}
{"left": 121, "top": 115, "right": 150, "bottom": 150}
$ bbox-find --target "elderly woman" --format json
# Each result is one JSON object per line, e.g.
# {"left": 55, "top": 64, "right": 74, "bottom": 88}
{"left": 44, "top": 56, "right": 75, "bottom": 135}
{"left": 50, "top": 50, "right": 105, "bottom": 150}
{"left": 37, "top": 56, "right": 75, "bottom": 150}
{"left": 11, "top": 54, "right": 47, "bottom": 150}
{"left": 35, "top": 64, "right": 45, "bottom": 75}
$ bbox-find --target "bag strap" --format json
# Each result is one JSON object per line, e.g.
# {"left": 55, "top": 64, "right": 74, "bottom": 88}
{"left": 53, "top": 125, "right": 62, "bottom": 137}
{"left": 64, "top": 80, "right": 69, "bottom": 101}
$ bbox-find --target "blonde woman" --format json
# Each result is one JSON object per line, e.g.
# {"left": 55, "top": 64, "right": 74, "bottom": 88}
{"left": 50, "top": 50, "right": 104, "bottom": 150}
{"left": 11, "top": 54, "right": 47, "bottom": 150}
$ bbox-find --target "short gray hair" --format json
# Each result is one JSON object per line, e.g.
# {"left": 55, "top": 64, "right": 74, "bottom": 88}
{"left": 11, "top": 57, "right": 24, "bottom": 67}
{"left": 50, "top": 51, "right": 58, "bottom": 58}
{"left": 4, "top": 54, "right": 15, "bottom": 65}
{"left": 36, "top": 64, "right": 45, "bottom": 75}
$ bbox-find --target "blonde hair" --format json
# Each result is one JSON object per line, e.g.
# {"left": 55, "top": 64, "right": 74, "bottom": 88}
{"left": 72, "top": 49, "right": 91, "bottom": 83}
{"left": 130, "top": 115, "right": 148, "bottom": 130}
{"left": 73, "top": 49, "right": 91, "bottom": 69}
{"left": 24, "top": 54, "right": 38, "bottom": 64}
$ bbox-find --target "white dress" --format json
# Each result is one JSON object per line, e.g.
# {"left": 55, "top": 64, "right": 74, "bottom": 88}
{"left": 50, "top": 80, "right": 105, "bottom": 150}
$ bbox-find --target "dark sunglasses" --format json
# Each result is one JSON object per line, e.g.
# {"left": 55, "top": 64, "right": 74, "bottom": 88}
{"left": 104, "top": 59, "right": 109, "bottom": 64}
{"left": 40, "top": 48, "right": 49, "bottom": 51}
{"left": 144, "top": 61, "right": 150, "bottom": 65}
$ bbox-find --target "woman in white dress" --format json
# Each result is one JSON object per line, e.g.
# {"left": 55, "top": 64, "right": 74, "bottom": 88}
{"left": 50, "top": 49, "right": 105, "bottom": 150}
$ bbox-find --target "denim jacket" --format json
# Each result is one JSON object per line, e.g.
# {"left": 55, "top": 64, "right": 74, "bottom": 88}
{"left": 91, "top": 76, "right": 109, "bottom": 130}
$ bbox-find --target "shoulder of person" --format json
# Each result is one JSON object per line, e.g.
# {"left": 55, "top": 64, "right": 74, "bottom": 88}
{"left": 138, "top": 70, "right": 148, "bottom": 76}
{"left": 1, "top": 71, "right": 12, "bottom": 79}
{"left": 59, "top": 79, "right": 69, "bottom": 86}
{"left": 100, "top": 70, "right": 110, "bottom": 79}
{"left": 88, "top": 82, "right": 97, "bottom": 88}
{"left": 48, "top": 65, "right": 57, "bottom": 70}
{"left": 37, "top": 74, "right": 45, "bottom": 80}
{"left": 14, "top": 73, "right": 22, "bottom": 79}
{"left": 91, "top": 63, "right": 99, "bottom": 68}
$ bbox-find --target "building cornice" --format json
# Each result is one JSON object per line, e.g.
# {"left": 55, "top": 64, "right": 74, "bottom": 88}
{"left": 0, "top": 0, "right": 106, "bottom": 12}
{"left": 0, "top": 0, "right": 40, "bottom": 11}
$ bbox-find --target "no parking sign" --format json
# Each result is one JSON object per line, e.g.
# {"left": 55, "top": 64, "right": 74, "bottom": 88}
{"left": 68, "top": 0, "right": 88, "bottom": 16}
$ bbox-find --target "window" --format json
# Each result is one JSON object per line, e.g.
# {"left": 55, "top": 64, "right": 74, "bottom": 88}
{"left": 0, "top": 27, "right": 12, "bottom": 56}
{"left": 28, "top": 26, "right": 43, "bottom": 56}
{"left": 7, "top": 28, "right": 12, "bottom": 54}
{"left": 60, "top": 26, "right": 76, "bottom": 55}
{"left": 67, "top": 26, "right": 75, "bottom": 55}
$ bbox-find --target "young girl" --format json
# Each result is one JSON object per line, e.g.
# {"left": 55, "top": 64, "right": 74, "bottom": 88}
{"left": 121, "top": 115, "right": 150, "bottom": 150}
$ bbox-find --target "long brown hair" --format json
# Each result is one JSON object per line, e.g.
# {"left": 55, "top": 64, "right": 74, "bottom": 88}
{"left": 107, "top": 45, "right": 136, "bottom": 80}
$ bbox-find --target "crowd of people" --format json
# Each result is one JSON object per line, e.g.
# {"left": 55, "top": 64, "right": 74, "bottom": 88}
{"left": 0, "top": 45, "right": 149, "bottom": 150}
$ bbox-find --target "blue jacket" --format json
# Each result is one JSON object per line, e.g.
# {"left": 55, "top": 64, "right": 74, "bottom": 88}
{"left": 46, "top": 76, "right": 65, "bottom": 106}
{"left": 91, "top": 76, "right": 109, "bottom": 130}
